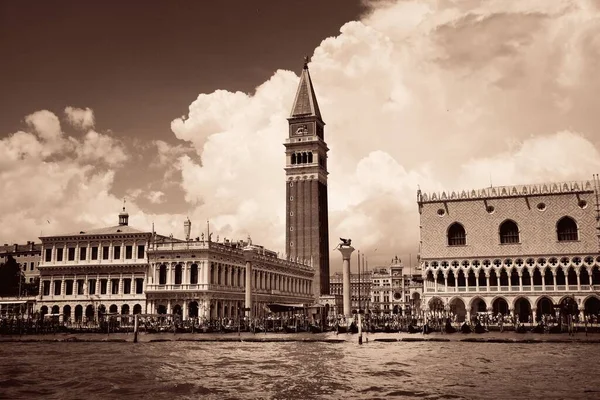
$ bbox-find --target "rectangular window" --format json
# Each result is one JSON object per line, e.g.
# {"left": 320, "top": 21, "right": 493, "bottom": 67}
{"left": 80, "top": 247, "right": 87, "bottom": 261}
{"left": 100, "top": 279, "right": 107, "bottom": 294}
{"left": 56, "top": 248, "right": 63, "bottom": 262}
{"left": 125, "top": 245, "right": 133, "bottom": 259}
{"left": 45, "top": 248, "right": 52, "bottom": 262}
{"left": 102, "top": 246, "right": 109, "bottom": 260}
{"left": 65, "top": 280, "right": 73, "bottom": 295}
{"left": 68, "top": 248, "right": 75, "bottom": 261}
{"left": 135, "top": 278, "right": 144, "bottom": 294}
{"left": 77, "top": 280, "right": 84, "bottom": 295}
{"left": 91, "top": 247, "right": 98, "bottom": 260}
{"left": 113, "top": 246, "right": 120, "bottom": 260}
{"left": 111, "top": 279, "right": 119, "bottom": 294}
{"left": 54, "top": 280, "right": 62, "bottom": 296}
{"left": 88, "top": 279, "right": 96, "bottom": 295}
{"left": 43, "top": 281, "right": 50, "bottom": 296}
{"left": 123, "top": 278, "right": 131, "bottom": 294}
{"left": 137, "top": 245, "right": 145, "bottom": 259}
{"left": 30, "top": 262, "right": 34, "bottom": 271}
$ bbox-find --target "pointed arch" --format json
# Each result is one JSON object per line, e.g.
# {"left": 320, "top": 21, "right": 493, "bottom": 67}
{"left": 467, "top": 269, "right": 476, "bottom": 287}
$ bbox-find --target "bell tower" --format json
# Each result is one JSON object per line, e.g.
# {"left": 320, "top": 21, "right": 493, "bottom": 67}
{"left": 284, "top": 57, "right": 330, "bottom": 298}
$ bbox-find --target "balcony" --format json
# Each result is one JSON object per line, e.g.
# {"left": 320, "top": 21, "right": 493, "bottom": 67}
{"left": 145, "top": 283, "right": 243, "bottom": 292}
{"left": 40, "top": 293, "right": 145, "bottom": 301}
{"left": 425, "top": 285, "right": 600, "bottom": 294}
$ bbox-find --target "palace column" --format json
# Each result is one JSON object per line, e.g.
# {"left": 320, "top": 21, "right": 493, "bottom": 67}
{"left": 338, "top": 245, "right": 355, "bottom": 318}
{"left": 243, "top": 247, "right": 255, "bottom": 320}
{"left": 519, "top": 272, "right": 523, "bottom": 292}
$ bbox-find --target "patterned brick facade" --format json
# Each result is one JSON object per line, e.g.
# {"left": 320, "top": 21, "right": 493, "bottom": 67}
{"left": 417, "top": 179, "right": 600, "bottom": 322}
{"left": 418, "top": 181, "right": 598, "bottom": 258}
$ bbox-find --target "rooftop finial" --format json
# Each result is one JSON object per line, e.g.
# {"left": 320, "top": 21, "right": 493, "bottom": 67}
{"left": 123, "top": 197, "right": 126, "bottom": 212}
{"left": 303, "top": 55, "right": 310, "bottom": 69}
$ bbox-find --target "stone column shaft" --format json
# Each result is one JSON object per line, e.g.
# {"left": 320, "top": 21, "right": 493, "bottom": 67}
{"left": 338, "top": 246, "right": 355, "bottom": 317}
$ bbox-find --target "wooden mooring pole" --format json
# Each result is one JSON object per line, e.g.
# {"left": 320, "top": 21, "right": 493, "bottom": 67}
{"left": 133, "top": 314, "right": 139, "bottom": 343}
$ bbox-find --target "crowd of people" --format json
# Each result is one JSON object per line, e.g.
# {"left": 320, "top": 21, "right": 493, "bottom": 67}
{"left": 2, "top": 310, "right": 600, "bottom": 335}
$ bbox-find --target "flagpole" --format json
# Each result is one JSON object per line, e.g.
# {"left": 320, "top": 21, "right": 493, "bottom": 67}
{"left": 357, "top": 250, "right": 361, "bottom": 313}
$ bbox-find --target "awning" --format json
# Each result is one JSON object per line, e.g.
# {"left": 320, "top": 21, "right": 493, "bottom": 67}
{"left": 0, "top": 300, "right": 28, "bottom": 305}
{"left": 266, "top": 303, "right": 307, "bottom": 313}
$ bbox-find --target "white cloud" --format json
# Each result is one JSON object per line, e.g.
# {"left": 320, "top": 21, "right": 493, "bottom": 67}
{"left": 0, "top": 109, "right": 133, "bottom": 241}
{"left": 147, "top": 190, "right": 166, "bottom": 204}
{"left": 76, "top": 130, "right": 127, "bottom": 166}
{"left": 171, "top": 0, "right": 600, "bottom": 269}
{"left": 64, "top": 106, "right": 95, "bottom": 130}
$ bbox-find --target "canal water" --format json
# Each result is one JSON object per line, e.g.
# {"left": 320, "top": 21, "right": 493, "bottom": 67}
{"left": 1, "top": 341, "right": 599, "bottom": 399}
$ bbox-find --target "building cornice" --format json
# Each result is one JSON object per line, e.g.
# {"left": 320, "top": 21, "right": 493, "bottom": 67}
{"left": 417, "top": 180, "right": 594, "bottom": 204}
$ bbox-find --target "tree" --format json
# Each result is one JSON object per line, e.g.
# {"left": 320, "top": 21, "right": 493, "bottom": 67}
{"left": 22, "top": 277, "right": 40, "bottom": 297}
{"left": 0, "top": 256, "right": 23, "bottom": 296}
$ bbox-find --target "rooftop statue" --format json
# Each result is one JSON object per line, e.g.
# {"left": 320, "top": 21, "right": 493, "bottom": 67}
{"left": 334, "top": 238, "right": 352, "bottom": 250}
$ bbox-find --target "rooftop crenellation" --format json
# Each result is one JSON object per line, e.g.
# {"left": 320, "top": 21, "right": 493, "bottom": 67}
{"left": 417, "top": 180, "right": 594, "bottom": 204}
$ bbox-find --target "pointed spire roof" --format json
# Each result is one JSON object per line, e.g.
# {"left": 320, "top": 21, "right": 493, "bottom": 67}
{"left": 289, "top": 56, "right": 322, "bottom": 119}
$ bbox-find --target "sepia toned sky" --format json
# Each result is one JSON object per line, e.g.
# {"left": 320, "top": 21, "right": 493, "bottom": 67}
{"left": 1, "top": 0, "right": 600, "bottom": 271}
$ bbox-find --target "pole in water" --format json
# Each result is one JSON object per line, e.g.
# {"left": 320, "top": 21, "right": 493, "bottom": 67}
{"left": 358, "top": 312, "right": 363, "bottom": 345}
{"left": 133, "top": 314, "right": 139, "bottom": 343}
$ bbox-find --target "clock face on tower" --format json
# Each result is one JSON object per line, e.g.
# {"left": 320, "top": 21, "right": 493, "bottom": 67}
{"left": 292, "top": 123, "right": 311, "bottom": 136}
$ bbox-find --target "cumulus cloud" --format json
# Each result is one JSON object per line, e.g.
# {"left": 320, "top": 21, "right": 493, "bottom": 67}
{"left": 65, "top": 106, "right": 95, "bottom": 130}
{"left": 171, "top": 0, "right": 600, "bottom": 269}
{"left": 0, "top": 109, "right": 133, "bottom": 241}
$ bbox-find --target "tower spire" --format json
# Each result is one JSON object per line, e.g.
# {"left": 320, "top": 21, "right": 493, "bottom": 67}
{"left": 290, "top": 57, "right": 322, "bottom": 119}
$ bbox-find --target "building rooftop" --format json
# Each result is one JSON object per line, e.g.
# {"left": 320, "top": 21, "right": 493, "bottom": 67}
{"left": 41, "top": 225, "right": 151, "bottom": 239}
{"left": 0, "top": 241, "right": 41, "bottom": 254}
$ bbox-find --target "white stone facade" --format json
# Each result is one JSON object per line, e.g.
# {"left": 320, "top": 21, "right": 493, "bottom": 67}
{"left": 36, "top": 212, "right": 151, "bottom": 322}
{"left": 146, "top": 240, "right": 315, "bottom": 320}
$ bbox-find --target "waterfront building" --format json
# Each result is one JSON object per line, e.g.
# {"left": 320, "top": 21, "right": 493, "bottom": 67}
{"left": 36, "top": 208, "right": 152, "bottom": 322}
{"left": 405, "top": 268, "right": 424, "bottom": 317}
{"left": 418, "top": 178, "right": 600, "bottom": 323}
{"left": 329, "top": 270, "right": 372, "bottom": 311}
{"left": 145, "top": 226, "right": 315, "bottom": 320}
{"left": 370, "top": 258, "right": 411, "bottom": 315}
{"left": 0, "top": 241, "right": 42, "bottom": 283}
{"left": 285, "top": 58, "right": 330, "bottom": 298}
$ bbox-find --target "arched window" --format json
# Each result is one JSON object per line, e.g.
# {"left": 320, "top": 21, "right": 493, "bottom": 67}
{"left": 499, "top": 220, "right": 520, "bottom": 244}
{"left": 159, "top": 264, "right": 167, "bottom": 285}
{"left": 308, "top": 152, "right": 313, "bottom": 163}
{"left": 557, "top": 216, "right": 578, "bottom": 241}
{"left": 447, "top": 222, "right": 466, "bottom": 246}
{"left": 190, "top": 264, "right": 198, "bottom": 284}
{"left": 291, "top": 153, "right": 297, "bottom": 165}
{"left": 175, "top": 264, "right": 182, "bottom": 285}
{"left": 302, "top": 152, "right": 308, "bottom": 164}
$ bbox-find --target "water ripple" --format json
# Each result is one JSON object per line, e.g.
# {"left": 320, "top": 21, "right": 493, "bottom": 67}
{"left": 0, "top": 341, "right": 599, "bottom": 399}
